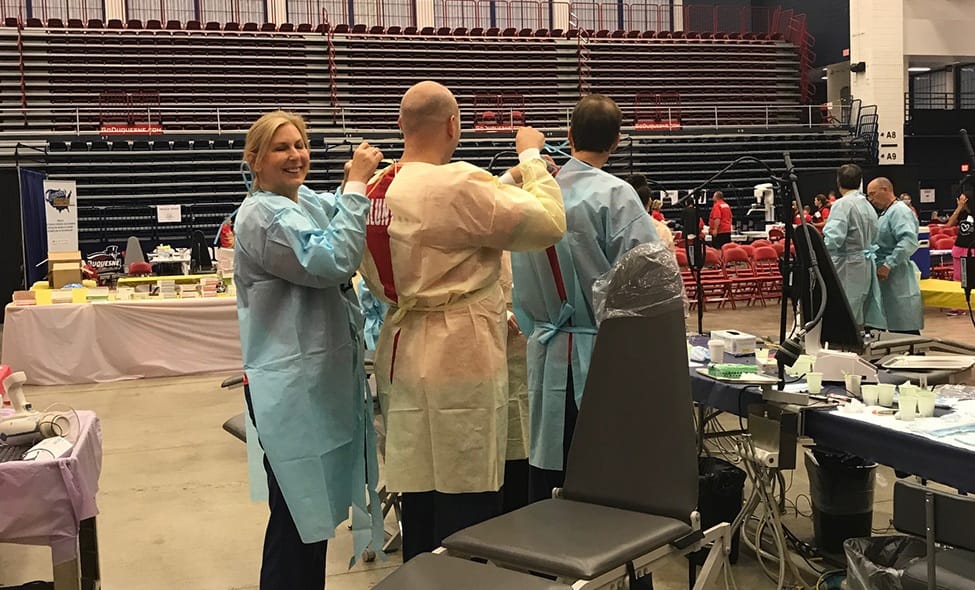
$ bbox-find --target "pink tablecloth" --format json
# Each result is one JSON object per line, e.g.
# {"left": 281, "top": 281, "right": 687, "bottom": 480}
{"left": 0, "top": 411, "right": 102, "bottom": 564}
{"left": 1, "top": 298, "right": 243, "bottom": 385}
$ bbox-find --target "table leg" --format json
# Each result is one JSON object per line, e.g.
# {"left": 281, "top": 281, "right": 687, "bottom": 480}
{"left": 53, "top": 556, "right": 81, "bottom": 590}
{"left": 80, "top": 517, "right": 101, "bottom": 590}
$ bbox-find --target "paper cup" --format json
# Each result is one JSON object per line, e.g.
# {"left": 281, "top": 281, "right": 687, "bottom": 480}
{"left": 708, "top": 340, "right": 725, "bottom": 363}
{"left": 898, "top": 395, "right": 917, "bottom": 421}
{"left": 878, "top": 383, "right": 896, "bottom": 407}
{"left": 845, "top": 374, "right": 862, "bottom": 397}
{"left": 806, "top": 372, "right": 823, "bottom": 394}
{"left": 915, "top": 390, "right": 936, "bottom": 418}
{"left": 861, "top": 384, "right": 880, "bottom": 406}
{"left": 755, "top": 348, "right": 770, "bottom": 362}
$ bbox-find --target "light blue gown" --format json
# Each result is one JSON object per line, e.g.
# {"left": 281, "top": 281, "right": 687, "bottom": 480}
{"left": 357, "top": 280, "right": 388, "bottom": 351}
{"left": 234, "top": 184, "right": 383, "bottom": 560}
{"left": 822, "top": 190, "right": 886, "bottom": 329}
{"left": 511, "top": 157, "right": 658, "bottom": 471}
{"left": 876, "top": 201, "right": 923, "bottom": 332}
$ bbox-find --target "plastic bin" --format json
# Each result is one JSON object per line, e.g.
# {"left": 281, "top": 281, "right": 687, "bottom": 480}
{"left": 805, "top": 447, "right": 877, "bottom": 554}
{"left": 694, "top": 457, "right": 746, "bottom": 564}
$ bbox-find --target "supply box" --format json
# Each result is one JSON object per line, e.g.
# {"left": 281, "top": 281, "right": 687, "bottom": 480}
{"left": 710, "top": 330, "right": 757, "bottom": 356}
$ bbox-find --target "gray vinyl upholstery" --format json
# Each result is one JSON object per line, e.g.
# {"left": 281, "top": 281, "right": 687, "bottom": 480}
{"left": 222, "top": 413, "right": 246, "bottom": 442}
{"left": 373, "top": 553, "right": 569, "bottom": 590}
{"left": 902, "top": 550, "right": 975, "bottom": 590}
{"left": 562, "top": 309, "right": 698, "bottom": 523}
{"left": 894, "top": 481, "right": 975, "bottom": 552}
{"left": 443, "top": 499, "right": 692, "bottom": 579}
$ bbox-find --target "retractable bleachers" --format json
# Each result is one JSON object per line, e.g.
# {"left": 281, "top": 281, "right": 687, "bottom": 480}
{"left": 44, "top": 137, "right": 334, "bottom": 249}
{"left": 2, "top": 20, "right": 330, "bottom": 135}
{"left": 586, "top": 37, "right": 803, "bottom": 126}
{"left": 0, "top": 16, "right": 870, "bottom": 251}
{"left": 329, "top": 30, "right": 577, "bottom": 129}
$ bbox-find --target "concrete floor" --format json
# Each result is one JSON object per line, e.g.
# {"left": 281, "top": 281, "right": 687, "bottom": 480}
{"left": 1, "top": 305, "right": 973, "bottom": 589}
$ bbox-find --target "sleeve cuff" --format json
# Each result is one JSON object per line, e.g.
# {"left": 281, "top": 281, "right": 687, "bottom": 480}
{"left": 344, "top": 181, "right": 367, "bottom": 196}
{"left": 518, "top": 148, "right": 541, "bottom": 163}
{"left": 499, "top": 171, "right": 516, "bottom": 186}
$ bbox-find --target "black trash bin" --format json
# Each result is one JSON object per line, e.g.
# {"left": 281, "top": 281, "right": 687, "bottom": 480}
{"left": 694, "top": 457, "right": 746, "bottom": 564}
{"left": 805, "top": 447, "right": 877, "bottom": 554}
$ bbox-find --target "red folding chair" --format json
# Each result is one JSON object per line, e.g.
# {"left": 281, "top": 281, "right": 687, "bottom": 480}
{"left": 722, "top": 247, "right": 760, "bottom": 306}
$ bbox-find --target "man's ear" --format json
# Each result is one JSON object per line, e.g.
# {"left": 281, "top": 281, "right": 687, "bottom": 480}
{"left": 567, "top": 127, "right": 574, "bottom": 151}
{"left": 609, "top": 133, "right": 620, "bottom": 154}
{"left": 447, "top": 114, "right": 459, "bottom": 139}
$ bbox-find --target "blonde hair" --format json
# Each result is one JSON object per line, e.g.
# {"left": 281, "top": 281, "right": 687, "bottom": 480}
{"left": 243, "top": 110, "right": 310, "bottom": 191}
{"left": 651, "top": 199, "right": 663, "bottom": 211}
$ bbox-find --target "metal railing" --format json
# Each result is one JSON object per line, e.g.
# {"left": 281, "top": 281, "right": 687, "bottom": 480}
{"left": 905, "top": 91, "right": 975, "bottom": 114}
{"left": 0, "top": 102, "right": 851, "bottom": 137}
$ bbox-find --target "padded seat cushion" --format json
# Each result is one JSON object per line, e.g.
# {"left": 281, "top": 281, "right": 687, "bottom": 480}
{"left": 443, "top": 499, "right": 692, "bottom": 579}
{"left": 903, "top": 550, "right": 975, "bottom": 590}
{"left": 374, "top": 553, "right": 568, "bottom": 589}
{"left": 222, "top": 413, "right": 246, "bottom": 442}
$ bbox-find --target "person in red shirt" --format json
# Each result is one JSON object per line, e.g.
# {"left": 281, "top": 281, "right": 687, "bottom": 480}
{"left": 813, "top": 193, "right": 830, "bottom": 231}
{"left": 828, "top": 189, "right": 838, "bottom": 204}
{"left": 792, "top": 202, "right": 813, "bottom": 225}
{"left": 708, "top": 190, "right": 733, "bottom": 247}
{"left": 650, "top": 199, "right": 665, "bottom": 222}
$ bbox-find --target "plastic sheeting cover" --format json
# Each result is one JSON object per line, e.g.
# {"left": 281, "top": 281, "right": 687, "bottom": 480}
{"left": 592, "top": 241, "right": 687, "bottom": 323}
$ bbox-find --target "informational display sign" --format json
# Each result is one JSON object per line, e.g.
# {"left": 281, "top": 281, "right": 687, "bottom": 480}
{"left": 157, "top": 204, "right": 182, "bottom": 223}
{"left": 920, "top": 188, "right": 936, "bottom": 204}
{"left": 42, "top": 179, "right": 78, "bottom": 251}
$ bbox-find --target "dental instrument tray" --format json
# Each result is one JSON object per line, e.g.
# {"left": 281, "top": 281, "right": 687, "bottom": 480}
{"left": 880, "top": 355, "right": 975, "bottom": 371}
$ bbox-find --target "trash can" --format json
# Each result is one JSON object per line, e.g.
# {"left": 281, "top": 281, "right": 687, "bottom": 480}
{"left": 805, "top": 447, "right": 877, "bottom": 554}
{"left": 912, "top": 226, "right": 931, "bottom": 279}
{"left": 844, "top": 536, "right": 927, "bottom": 590}
{"left": 696, "top": 457, "right": 746, "bottom": 564}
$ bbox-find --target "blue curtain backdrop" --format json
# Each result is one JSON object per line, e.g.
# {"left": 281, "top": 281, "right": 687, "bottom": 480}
{"left": 19, "top": 168, "right": 48, "bottom": 286}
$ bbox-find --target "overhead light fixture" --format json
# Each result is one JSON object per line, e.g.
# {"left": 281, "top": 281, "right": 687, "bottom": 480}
{"left": 908, "top": 66, "right": 932, "bottom": 72}
{"left": 820, "top": 76, "right": 828, "bottom": 80}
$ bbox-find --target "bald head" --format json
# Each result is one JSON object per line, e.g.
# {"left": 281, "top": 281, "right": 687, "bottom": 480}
{"left": 866, "top": 177, "right": 896, "bottom": 209}
{"left": 399, "top": 81, "right": 459, "bottom": 137}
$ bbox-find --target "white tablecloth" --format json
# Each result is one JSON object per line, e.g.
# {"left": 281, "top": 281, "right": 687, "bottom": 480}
{"left": 2, "top": 298, "right": 242, "bottom": 385}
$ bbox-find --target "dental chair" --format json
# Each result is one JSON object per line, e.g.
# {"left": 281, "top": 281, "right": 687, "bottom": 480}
{"left": 893, "top": 480, "right": 975, "bottom": 590}
{"left": 377, "top": 243, "right": 733, "bottom": 590}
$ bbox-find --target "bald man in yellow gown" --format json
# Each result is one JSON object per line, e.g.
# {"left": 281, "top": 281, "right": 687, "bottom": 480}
{"left": 359, "top": 81, "right": 565, "bottom": 559}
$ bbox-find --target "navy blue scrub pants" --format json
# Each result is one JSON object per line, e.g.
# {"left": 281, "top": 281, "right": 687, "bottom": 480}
{"left": 245, "top": 385, "right": 328, "bottom": 590}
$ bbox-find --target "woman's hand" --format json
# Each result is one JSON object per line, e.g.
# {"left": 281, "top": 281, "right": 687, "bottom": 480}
{"left": 346, "top": 142, "right": 383, "bottom": 184}
{"left": 958, "top": 194, "right": 969, "bottom": 212}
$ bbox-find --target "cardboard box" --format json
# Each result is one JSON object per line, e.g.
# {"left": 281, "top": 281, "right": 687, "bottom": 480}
{"left": 51, "top": 262, "right": 82, "bottom": 289}
{"left": 12, "top": 291, "right": 36, "bottom": 306}
{"left": 47, "top": 250, "right": 82, "bottom": 272}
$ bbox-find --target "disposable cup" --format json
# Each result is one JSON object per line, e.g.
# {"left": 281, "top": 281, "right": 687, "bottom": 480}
{"left": 878, "top": 383, "right": 896, "bottom": 407}
{"left": 806, "top": 372, "right": 823, "bottom": 394}
{"left": 755, "top": 348, "right": 770, "bottom": 362}
{"left": 915, "top": 389, "right": 936, "bottom": 418}
{"left": 845, "top": 374, "right": 862, "bottom": 398}
{"left": 861, "top": 384, "right": 880, "bottom": 406}
{"left": 708, "top": 340, "right": 725, "bottom": 363}
{"left": 898, "top": 395, "right": 917, "bottom": 421}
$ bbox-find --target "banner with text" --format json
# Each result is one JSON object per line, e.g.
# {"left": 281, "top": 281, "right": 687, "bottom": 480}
{"left": 43, "top": 179, "right": 79, "bottom": 251}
